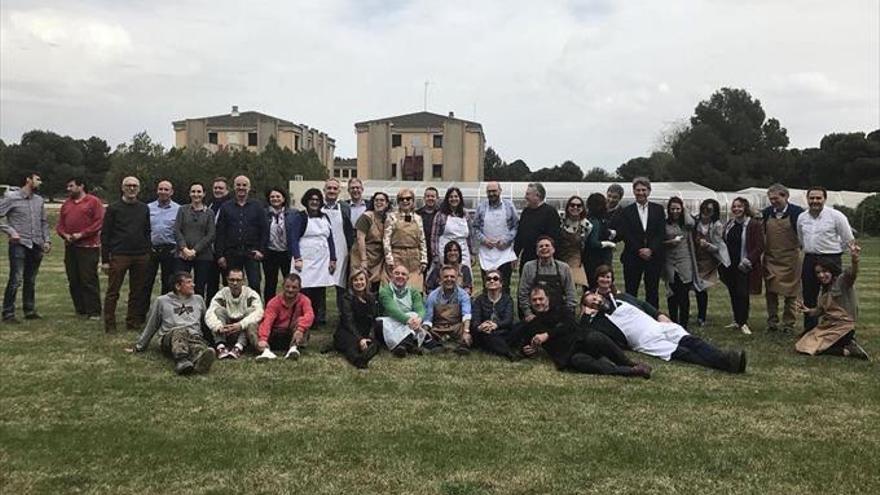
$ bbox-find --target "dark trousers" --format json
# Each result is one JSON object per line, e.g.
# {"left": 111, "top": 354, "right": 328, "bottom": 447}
{"left": 821, "top": 330, "right": 855, "bottom": 356}
{"left": 567, "top": 332, "right": 638, "bottom": 376}
{"left": 224, "top": 253, "right": 262, "bottom": 293}
{"left": 144, "top": 245, "right": 177, "bottom": 302}
{"left": 695, "top": 289, "right": 709, "bottom": 322}
{"left": 481, "top": 262, "right": 514, "bottom": 294}
{"left": 671, "top": 335, "right": 732, "bottom": 371}
{"left": 666, "top": 275, "right": 692, "bottom": 329}
{"left": 175, "top": 258, "right": 214, "bottom": 299}
{"left": 802, "top": 253, "right": 842, "bottom": 332}
{"left": 3, "top": 243, "right": 44, "bottom": 319}
{"left": 267, "top": 329, "right": 294, "bottom": 352}
{"left": 104, "top": 253, "right": 149, "bottom": 331}
{"left": 262, "top": 249, "right": 291, "bottom": 303}
{"left": 623, "top": 258, "right": 661, "bottom": 309}
{"left": 720, "top": 266, "right": 750, "bottom": 326}
{"left": 472, "top": 328, "right": 519, "bottom": 359}
{"left": 64, "top": 245, "right": 101, "bottom": 316}
{"left": 303, "top": 287, "right": 327, "bottom": 326}
{"left": 333, "top": 322, "right": 382, "bottom": 368}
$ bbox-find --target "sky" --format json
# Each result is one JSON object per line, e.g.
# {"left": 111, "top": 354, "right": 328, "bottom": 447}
{"left": 1, "top": 0, "right": 878, "bottom": 172}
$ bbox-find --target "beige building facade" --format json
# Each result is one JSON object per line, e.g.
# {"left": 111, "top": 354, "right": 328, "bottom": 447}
{"left": 355, "top": 111, "right": 485, "bottom": 181}
{"left": 173, "top": 106, "right": 335, "bottom": 171}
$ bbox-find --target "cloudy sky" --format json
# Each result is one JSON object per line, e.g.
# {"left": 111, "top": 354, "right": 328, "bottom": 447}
{"left": 1, "top": 0, "right": 877, "bottom": 171}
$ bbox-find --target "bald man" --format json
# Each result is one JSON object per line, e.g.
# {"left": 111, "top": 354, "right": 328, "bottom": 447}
{"left": 474, "top": 181, "right": 519, "bottom": 292}
{"left": 143, "top": 179, "right": 180, "bottom": 303}
{"left": 214, "top": 175, "right": 269, "bottom": 290}
{"left": 101, "top": 176, "right": 152, "bottom": 332}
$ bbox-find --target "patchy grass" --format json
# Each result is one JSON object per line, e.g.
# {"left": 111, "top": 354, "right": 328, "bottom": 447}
{"left": 1, "top": 232, "right": 878, "bottom": 494}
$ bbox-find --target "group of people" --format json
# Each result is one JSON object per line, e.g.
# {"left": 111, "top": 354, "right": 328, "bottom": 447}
{"left": 0, "top": 171, "right": 868, "bottom": 376}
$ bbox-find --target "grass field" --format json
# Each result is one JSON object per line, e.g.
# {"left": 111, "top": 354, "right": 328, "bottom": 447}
{"left": 1, "top": 232, "right": 878, "bottom": 494}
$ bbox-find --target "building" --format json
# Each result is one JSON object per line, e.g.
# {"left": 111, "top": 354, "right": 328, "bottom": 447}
{"left": 355, "top": 111, "right": 485, "bottom": 181}
{"left": 172, "top": 106, "right": 335, "bottom": 171}
{"left": 333, "top": 157, "right": 358, "bottom": 180}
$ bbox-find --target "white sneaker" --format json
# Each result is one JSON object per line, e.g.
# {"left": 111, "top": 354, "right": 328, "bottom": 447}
{"left": 256, "top": 348, "right": 278, "bottom": 361}
{"left": 740, "top": 324, "right": 752, "bottom": 335}
{"left": 285, "top": 346, "right": 301, "bottom": 360}
{"left": 725, "top": 322, "right": 739, "bottom": 329}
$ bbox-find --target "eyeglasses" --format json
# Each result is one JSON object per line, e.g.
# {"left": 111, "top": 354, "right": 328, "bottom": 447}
{"left": 569, "top": 203, "right": 583, "bottom": 209}
{"left": 123, "top": 184, "right": 139, "bottom": 188}
{"left": 486, "top": 276, "right": 501, "bottom": 282}
{"left": 399, "top": 197, "right": 413, "bottom": 201}
{"left": 487, "top": 190, "right": 500, "bottom": 194}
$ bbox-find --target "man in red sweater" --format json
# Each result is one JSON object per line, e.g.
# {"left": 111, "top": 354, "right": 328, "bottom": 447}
{"left": 56, "top": 177, "right": 105, "bottom": 319}
{"left": 256, "top": 273, "right": 314, "bottom": 361}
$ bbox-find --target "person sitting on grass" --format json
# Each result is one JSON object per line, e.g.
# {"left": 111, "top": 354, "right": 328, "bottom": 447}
{"left": 515, "top": 286, "right": 652, "bottom": 379}
{"left": 582, "top": 265, "right": 747, "bottom": 374}
{"left": 334, "top": 268, "right": 381, "bottom": 369}
{"left": 204, "top": 268, "right": 263, "bottom": 360}
{"left": 425, "top": 240, "right": 474, "bottom": 294}
{"left": 422, "top": 264, "right": 473, "bottom": 355}
{"left": 795, "top": 241, "right": 870, "bottom": 361}
{"left": 256, "top": 273, "right": 314, "bottom": 361}
{"left": 129, "top": 271, "right": 214, "bottom": 376}
{"left": 377, "top": 264, "right": 427, "bottom": 357}
{"left": 470, "top": 268, "right": 518, "bottom": 361}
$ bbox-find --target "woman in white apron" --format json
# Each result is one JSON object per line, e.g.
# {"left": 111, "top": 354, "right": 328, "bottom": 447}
{"left": 425, "top": 240, "right": 474, "bottom": 294}
{"left": 432, "top": 187, "right": 473, "bottom": 269}
{"left": 289, "top": 188, "right": 336, "bottom": 324}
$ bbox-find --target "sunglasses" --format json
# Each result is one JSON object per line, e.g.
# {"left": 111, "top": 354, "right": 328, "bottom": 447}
{"left": 399, "top": 197, "right": 413, "bottom": 201}
{"left": 486, "top": 276, "right": 501, "bottom": 282}
{"left": 569, "top": 203, "right": 583, "bottom": 208}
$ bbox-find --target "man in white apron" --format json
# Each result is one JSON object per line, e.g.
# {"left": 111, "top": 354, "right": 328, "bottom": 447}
{"left": 474, "top": 182, "right": 519, "bottom": 293}
{"left": 321, "top": 178, "right": 354, "bottom": 325}
{"left": 582, "top": 291, "right": 747, "bottom": 373}
{"left": 377, "top": 264, "right": 428, "bottom": 357}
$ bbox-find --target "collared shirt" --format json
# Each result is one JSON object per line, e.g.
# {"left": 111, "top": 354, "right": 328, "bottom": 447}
{"left": 0, "top": 189, "right": 50, "bottom": 249}
{"left": 423, "top": 286, "right": 472, "bottom": 327}
{"left": 774, "top": 203, "right": 789, "bottom": 219}
{"left": 797, "top": 206, "right": 854, "bottom": 254}
{"left": 637, "top": 201, "right": 649, "bottom": 231}
{"left": 473, "top": 198, "right": 519, "bottom": 246}
{"left": 348, "top": 199, "right": 367, "bottom": 226}
{"left": 148, "top": 200, "right": 180, "bottom": 246}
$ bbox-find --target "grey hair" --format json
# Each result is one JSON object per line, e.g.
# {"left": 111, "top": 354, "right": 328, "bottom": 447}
{"left": 632, "top": 176, "right": 651, "bottom": 190}
{"left": 527, "top": 182, "right": 546, "bottom": 200}
{"left": 767, "top": 183, "right": 789, "bottom": 196}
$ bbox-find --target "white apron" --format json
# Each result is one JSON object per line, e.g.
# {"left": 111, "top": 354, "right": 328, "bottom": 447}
{"left": 293, "top": 216, "right": 335, "bottom": 288}
{"left": 606, "top": 301, "right": 688, "bottom": 361}
{"left": 478, "top": 206, "right": 517, "bottom": 271}
{"left": 377, "top": 289, "right": 426, "bottom": 349}
{"left": 323, "top": 205, "right": 348, "bottom": 288}
{"left": 438, "top": 215, "right": 472, "bottom": 268}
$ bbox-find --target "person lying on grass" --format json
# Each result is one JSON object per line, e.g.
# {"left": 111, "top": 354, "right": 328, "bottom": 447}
{"left": 795, "top": 241, "right": 870, "bottom": 361}
{"left": 256, "top": 273, "right": 314, "bottom": 361}
{"left": 581, "top": 264, "right": 746, "bottom": 374}
{"left": 127, "top": 271, "right": 215, "bottom": 376}
{"left": 514, "top": 286, "right": 653, "bottom": 379}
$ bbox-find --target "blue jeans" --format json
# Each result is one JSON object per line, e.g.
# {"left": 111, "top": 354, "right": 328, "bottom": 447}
{"left": 3, "top": 243, "right": 44, "bottom": 319}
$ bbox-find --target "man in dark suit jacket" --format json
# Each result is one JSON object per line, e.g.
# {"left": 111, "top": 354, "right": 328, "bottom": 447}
{"left": 614, "top": 177, "right": 665, "bottom": 308}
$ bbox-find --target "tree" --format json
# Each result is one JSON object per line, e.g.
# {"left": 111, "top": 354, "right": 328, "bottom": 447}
{"left": 583, "top": 167, "right": 616, "bottom": 181}
{"left": 617, "top": 152, "right": 673, "bottom": 182}
{"left": 487, "top": 156, "right": 531, "bottom": 182}
{"left": 854, "top": 193, "right": 880, "bottom": 236}
{"left": 531, "top": 160, "right": 583, "bottom": 182}
{"left": 483, "top": 146, "right": 506, "bottom": 179}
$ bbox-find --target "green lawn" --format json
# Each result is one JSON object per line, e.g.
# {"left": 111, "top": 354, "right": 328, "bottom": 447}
{"left": 1, "top": 233, "right": 878, "bottom": 494}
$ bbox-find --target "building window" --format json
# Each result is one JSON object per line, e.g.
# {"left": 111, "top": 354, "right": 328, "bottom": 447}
{"left": 333, "top": 169, "right": 341, "bottom": 178}
{"left": 248, "top": 132, "right": 258, "bottom": 146}
{"left": 433, "top": 134, "right": 443, "bottom": 148}
{"left": 432, "top": 163, "right": 443, "bottom": 178}
{"left": 351, "top": 169, "right": 357, "bottom": 178}
{"left": 392, "top": 134, "right": 402, "bottom": 147}
{"left": 208, "top": 132, "right": 218, "bottom": 144}
{"left": 294, "top": 135, "right": 300, "bottom": 150}
{"left": 391, "top": 163, "right": 397, "bottom": 178}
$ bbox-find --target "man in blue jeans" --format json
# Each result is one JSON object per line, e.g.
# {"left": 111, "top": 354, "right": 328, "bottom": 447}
{"left": 0, "top": 171, "right": 52, "bottom": 323}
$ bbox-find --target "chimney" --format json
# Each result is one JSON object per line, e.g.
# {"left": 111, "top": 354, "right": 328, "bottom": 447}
{"left": 448, "top": 111, "right": 455, "bottom": 118}
{"left": 231, "top": 105, "right": 239, "bottom": 117}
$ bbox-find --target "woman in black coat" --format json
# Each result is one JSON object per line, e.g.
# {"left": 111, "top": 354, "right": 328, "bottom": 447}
{"left": 334, "top": 268, "right": 381, "bottom": 369}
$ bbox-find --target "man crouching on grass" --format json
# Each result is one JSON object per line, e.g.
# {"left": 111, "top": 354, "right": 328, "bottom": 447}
{"left": 128, "top": 272, "right": 215, "bottom": 375}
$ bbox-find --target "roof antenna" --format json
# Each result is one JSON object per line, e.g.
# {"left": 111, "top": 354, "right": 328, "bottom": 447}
{"left": 424, "top": 81, "right": 430, "bottom": 111}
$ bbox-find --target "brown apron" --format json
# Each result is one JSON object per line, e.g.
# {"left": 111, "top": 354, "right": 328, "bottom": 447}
{"left": 349, "top": 212, "right": 385, "bottom": 283}
{"left": 558, "top": 229, "right": 588, "bottom": 287}
{"left": 431, "top": 300, "right": 463, "bottom": 338}
{"left": 694, "top": 228, "right": 720, "bottom": 287}
{"left": 763, "top": 216, "right": 801, "bottom": 296}
{"left": 389, "top": 215, "right": 424, "bottom": 291}
{"left": 795, "top": 290, "right": 854, "bottom": 355}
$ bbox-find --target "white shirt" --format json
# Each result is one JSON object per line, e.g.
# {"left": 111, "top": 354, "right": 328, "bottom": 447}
{"left": 797, "top": 206, "right": 854, "bottom": 254}
{"left": 636, "top": 202, "right": 649, "bottom": 231}
{"left": 349, "top": 200, "right": 367, "bottom": 226}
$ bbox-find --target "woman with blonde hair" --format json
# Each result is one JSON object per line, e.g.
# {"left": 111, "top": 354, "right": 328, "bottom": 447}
{"left": 383, "top": 188, "right": 428, "bottom": 291}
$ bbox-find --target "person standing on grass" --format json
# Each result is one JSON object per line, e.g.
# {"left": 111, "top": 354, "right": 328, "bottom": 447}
{"left": 515, "top": 286, "right": 653, "bottom": 379}
{"left": 583, "top": 192, "right": 617, "bottom": 289}
{"left": 661, "top": 197, "right": 699, "bottom": 329}
{"left": 56, "top": 176, "right": 105, "bottom": 320}
{"left": 334, "top": 268, "right": 381, "bottom": 369}
{"left": 416, "top": 186, "right": 440, "bottom": 264}
{"left": 377, "top": 264, "right": 427, "bottom": 357}
{"left": 1, "top": 171, "right": 51, "bottom": 323}
{"left": 613, "top": 177, "right": 665, "bottom": 309}
{"left": 384, "top": 188, "right": 428, "bottom": 291}
{"left": 517, "top": 236, "right": 578, "bottom": 321}
{"left": 692, "top": 199, "right": 729, "bottom": 327}
{"left": 289, "top": 188, "right": 337, "bottom": 329}
{"left": 101, "top": 176, "right": 151, "bottom": 333}
{"left": 263, "top": 187, "right": 293, "bottom": 303}
{"left": 720, "top": 197, "right": 764, "bottom": 335}
{"left": 321, "top": 178, "right": 355, "bottom": 326}
{"left": 204, "top": 268, "right": 263, "bottom": 360}
{"left": 344, "top": 178, "right": 370, "bottom": 227}
{"left": 215, "top": 175, "right": 269, "bottom": 291}
{"left": 206, "top": 176, "right": 231, "bottom": 302}
{"left": 173, "top": 182, "right": 215, "bottom": 299}
{"left": 761, "top": 184, "right": 804, "bottom": 334}
{"left": 350, "top": 191, "right": 390, "bottom": 292}
{"left": 797, "top": 186, "right": 855, "bottom": 333}
{"left": 143, "top": 180, "right": 180, "bottom": 305}
{"left": 796, "top": 242, "right": 869, "bottom": 361}
{"left": 473, "top": 181, "right": 518, "bottom": 294}
{"left": 469, "top": 268, "right": 518, "bottom": 361}
{"left": 256, "top": 273, "right": 314, "bottom": 361}
{"left": 422, "top": 264, "right": 473, "bottom": 355}
{"left": 130, "top": 272, "right": 215, "bottom": 376}
{"left": 514, "top": 182, "right": 561, "bottom": 272}
{"left": 558, "top": 195, "right": 591, "bottom": 291}
{"left": 432, "top": 187, "right": 474, "bottom": 270}
{"left": 604, "top": 183, "right": 625, "bottom": 226}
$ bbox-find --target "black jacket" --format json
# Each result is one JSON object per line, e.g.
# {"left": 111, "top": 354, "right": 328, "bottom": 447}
{"left": 615, "top": 201, "right": 665, "bottom": 263}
